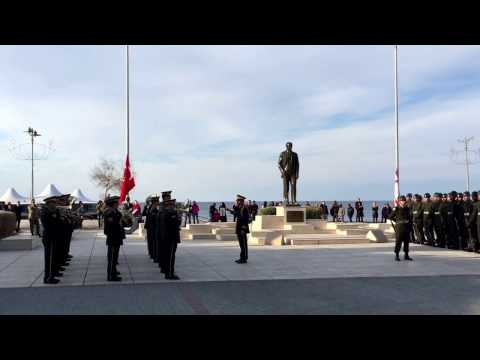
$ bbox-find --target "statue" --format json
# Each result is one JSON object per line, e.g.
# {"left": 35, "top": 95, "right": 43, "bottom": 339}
{"left": 278, "top": 142, "right": 299, "bottom": 205}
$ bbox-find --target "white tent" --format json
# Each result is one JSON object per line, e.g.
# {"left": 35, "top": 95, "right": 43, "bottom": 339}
{"left": 70, "top": 189, "right": 96, "bottom": 204}
{"left": 36, "top": 184, "right": 63, "bottom": 201}
{"left": 0, "top": 187, "right": 29, "bottom": 204}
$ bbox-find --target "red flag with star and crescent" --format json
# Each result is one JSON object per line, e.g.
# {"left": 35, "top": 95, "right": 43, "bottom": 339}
{"left": 119, "top": 155, "right": 135, "bottom": 203}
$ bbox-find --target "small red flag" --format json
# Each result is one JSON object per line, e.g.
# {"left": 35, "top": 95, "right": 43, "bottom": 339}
{"left": 119, "top": 155, "right": 135, "bottom": 203}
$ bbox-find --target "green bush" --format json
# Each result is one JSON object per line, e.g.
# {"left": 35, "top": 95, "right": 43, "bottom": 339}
{"left": 260, "top": 207, "right": 276, "bottom": 215}
{"left": 306, "top": 206, "right": 322, "bottom": 219}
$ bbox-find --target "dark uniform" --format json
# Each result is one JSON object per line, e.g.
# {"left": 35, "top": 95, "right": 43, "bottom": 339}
{"left": 162, "top": 199, "right": 181, "bottom": 280}
{"left": 462, "top": 191, "right": 474, "bottom": 251}
{"left": 411, "top": 195, "right": 425, "bottom": 245}
{"left": 456, "top": 193, "right": 468, "bottom": 250}
{"left": 144, "top": 197, "right": 159, "bottom": 260}
{"left": 422, "top": 193, "right": 435, "bottom": 246}
{"left": 103, "top": 196, "right": 125, "bottom": 281}
{"left": 468, "top": 192, "right": 479, "bottom": 252}
{"left": 445, "top": 191, "right": 460, "bottom": 249}
{"left": 232, "top": 194, "right": 250, "bottom": 263}
{"left": 389, "top": 195, "right": 413, "bottom": 261}
{"left": 40, "top": 196, "right": 62, "bottom": 284}
{"left": 432, "top": 193, "right": 445, "bottom": 247}
{"left": 406, "top": 194, "right": 416, "bottom": 243}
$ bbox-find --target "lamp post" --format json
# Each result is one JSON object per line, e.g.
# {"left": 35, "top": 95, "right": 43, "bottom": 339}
{"left": 25, "top": 127, "right": 41, "bottom": 200}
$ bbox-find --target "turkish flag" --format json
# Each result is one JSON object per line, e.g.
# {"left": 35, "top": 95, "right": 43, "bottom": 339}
{"left": 119, "top": 155, "right": 135, "bottom": 203}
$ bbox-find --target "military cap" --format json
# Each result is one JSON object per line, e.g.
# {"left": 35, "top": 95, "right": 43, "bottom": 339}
{"left": 406, "top": 193, "right": 413, "bottom": 198}
{"left": 43, "top": 195, "right": 59, "bottom": 203}
{"left": 434, "top": 192, "right": 442, "bottom": 197}
{"left": 398, "top": 195, "right": 406, "bottom": 201}
{"left": 105, "top": 195, "right": 120, "bottom": 206}
{"left": 464, "top": 191, "right": 470, "bottom": 196}
{"left": 458, "top": 193, "right": 464, "bottom": 198}
{"left": 424, "top": 193, "right": 431, "bottom": 198}
{"left": 236, "top": 194, "right": 246, "bottom": 200}
{"left": 161, "top": 191, "right": 172, "bottom": 196}
{"left": 443, "top": 193, "right": 448, "bottom": 197}
{"left": 472, "top": 191, "right": 478, "bottom": 197}
{"left": 414, "top": 194, "right": 422, "bottom": 200}
{"left": 449, "top": 191, "right": 457, "bottom": 196}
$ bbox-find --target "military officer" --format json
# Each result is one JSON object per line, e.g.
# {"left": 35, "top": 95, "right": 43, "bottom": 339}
{"left": 406, "top": 193, "right": 416, "bottom": 243}
{"left": 432, "top": 192, "right": 445, "bottom": 247}
{"left": 232, "top": 194, "right": 250, "bottom": 264}
{"left": 389, "top": 195, "right": 413, "bottom": 261}
{"left": 162, "top": 198, "right": 181, "bottom": 280}
{"left": 40, "top": 196, "right": 61, "bottom": 284}
{"left": 157, "top": 191, "right": 172, "bottom": 272}
{"left": 144, "top": 195, "right": 160, "bottom": 260}
{"left": 456, "top": 192, "right": 468, "bottom": 250}
{"left": 446, "top": 191, "right": 460, "bottom": 249}
{"left": 103, "top": 195, "right": 125, "bottom": 281}
{"left": 422, "top": 193, "right": 435, "bottom": 246}
{"left": 411, "top": 194, "right": 425, "bottom": 245}
{"left": 468, "top": 191, "right": 480, "bottom": 252}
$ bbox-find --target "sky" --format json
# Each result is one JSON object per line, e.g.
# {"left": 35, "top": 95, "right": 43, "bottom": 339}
{"left": 1, "top": 45, "right": 480, "bottom": 202}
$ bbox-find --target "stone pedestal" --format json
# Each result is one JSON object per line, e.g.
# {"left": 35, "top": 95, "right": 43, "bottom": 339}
{"left": 276, "top": 206, "right": 306, "bottom": 224}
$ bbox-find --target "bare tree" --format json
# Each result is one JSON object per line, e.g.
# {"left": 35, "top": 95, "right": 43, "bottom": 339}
{"left": 90, "top": 158, "right": 122, "bottom": 200}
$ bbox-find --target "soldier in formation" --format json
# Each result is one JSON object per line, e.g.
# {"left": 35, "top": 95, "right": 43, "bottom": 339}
{"left": 40, "top": 195, "right": 76, "bottom": 284}
{"left": 143, "top": 191, "right": 182, "bottom": 280}
{"left": 103, "top": 195, "right": 125, "bottom": 281}
{"left": 390, "top": 191, "right": 480, "bottom": 258}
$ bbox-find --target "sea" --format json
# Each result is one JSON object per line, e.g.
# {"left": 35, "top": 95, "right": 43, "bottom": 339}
{"left": 173, "top": 200, "right": 394, "bottom": 222}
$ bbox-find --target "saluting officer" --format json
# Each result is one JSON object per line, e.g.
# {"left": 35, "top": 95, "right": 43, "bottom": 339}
{"left": 432, "top": 193, "right": 445, "bottom": 247}
{"left": 162, "top": 198, "right": 181, "bottom": 280}
{"left": 412, "top": 194, "right": 425, "bottom": 245}
{"left": 232, "top": 194, "right": 250, "bottom": 264}
{"left": 103, "top": 196, "right": 125, "bottom": 281}
{"left": 389, "top": 195, "right": 413, "bottom": 261}
{"left": 40, "top": 196, "right": 61, "bottom": 284}
{"left": 422, "top": 193, "right": 435, "bottom": 246}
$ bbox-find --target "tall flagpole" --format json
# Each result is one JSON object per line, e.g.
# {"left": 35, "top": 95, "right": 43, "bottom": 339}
{"left": 394, "top": 45, "right": 400, "bottom": 203}
{"left": 125, "top": 44, "right": 130, "bottom": 158}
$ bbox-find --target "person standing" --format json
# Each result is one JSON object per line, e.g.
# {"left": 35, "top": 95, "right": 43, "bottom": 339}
{"left": 28, "top": 199, "right": 41, "bottom": 236}
{"left": 337, "top": 204, "right": 345, "bottom": 222}
{"left": 456, "top": 192, "right": 468, "bottom": 250}
{"left": 389, "top": 195, "right": 413, "bottom": 261}
{"left": 40, "top": 196, "right": 61, "bottom": 284}
{"left": 209, "top": 203, "right": 217, "bottom": 222}
{"left": 96, "top": 200, "right": 104, "bottom": 228}
{"left": 163, "top": 199, "right": 181, "bottom": 280}
{"left": 231, "top": 195, "right": 250, "bottom": 264}
{"left": 251, "top": 201, "right": 259, "bottom": 222}
{"left": 13, "top": 201, "right": 22, "bottom": 232}
{"left": 412, "top": 194, "right": 425, "bottom": 245}
{"left": 347, "top": 204, "right": 354, "bottom": 222}
{"left": 422, "top": 193, "right": 435, "bottom": 246}
{"left": 472, "top": 191, "right": 480, "bottom": 253}
{"left": 446, "top": 191, "right": 460, "bottom": 249}
{"left": 103, "top": 196, "right": 125, "bottom": 281}
{"left": 405, "top": 193, "right": 416, "bottom": 244}
{"left": 145, "top": 196, "right": 160, "bottom": 261}
{"left": 219, "top": 202, "right": 227, "bottom": 222}
{"left": 191, "top": 201, "right": 199, "bottom": 224}
{"left": 432, "top": 193, "right": 445, "bottom": 247}
{"left": 466, "top": 191, "right": 478, "bottom": 252}
{"left": 372, "top": 202, "right": 379, "bottom": 223}
{"left": 381, "top": 204, "right": 388, "bottom": 223}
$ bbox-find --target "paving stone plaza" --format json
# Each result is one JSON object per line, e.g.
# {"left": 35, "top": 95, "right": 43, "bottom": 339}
{"left": 2, "top": 221, "right": 480, "bottom": 314}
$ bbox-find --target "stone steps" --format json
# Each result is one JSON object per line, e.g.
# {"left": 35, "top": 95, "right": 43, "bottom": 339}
{"left": 286, "top": 234, "right": 368, "bottom": 245}
{"left": 191, "top": 234, "right": 217, "bottom": 240}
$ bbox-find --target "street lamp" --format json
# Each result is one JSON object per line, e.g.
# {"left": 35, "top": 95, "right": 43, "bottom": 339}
{"left": 25, "top": 127, "right": 41, "bottom": 200}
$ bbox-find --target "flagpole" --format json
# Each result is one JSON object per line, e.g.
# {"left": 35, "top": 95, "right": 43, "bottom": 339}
{"left": 125, "top": 44, "right": 130, "bottom": 158}
{"left": 394, "top": 45, "right": 400, "bottom": 202}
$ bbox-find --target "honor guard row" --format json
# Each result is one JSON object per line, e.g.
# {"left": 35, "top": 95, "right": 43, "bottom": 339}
{"left": 390, "top": 191, "right": 480, "bottom": 261}
{"left": 144, "top": 191, "right": 182, "bottom": 280}
{"left": 40, "top": 194, "right": 77, "bottom": 284}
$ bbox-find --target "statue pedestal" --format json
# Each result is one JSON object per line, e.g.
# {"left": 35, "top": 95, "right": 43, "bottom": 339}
{"left": 275, "top": 206, "right": 306, "bottom": 224}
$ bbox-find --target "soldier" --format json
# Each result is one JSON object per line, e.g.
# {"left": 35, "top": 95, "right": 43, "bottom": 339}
{"left": 422, "top": 193, "right": 435, "bottom": 246}
{"left": 412, "top": 194, "right": 425, "bottom": 245}
{"left": 389, "top": 195, "right": 413, "bottom": 261}
{"left": 157, "top": 191, "right": 172, "bottom": 273}
{"left": 103, "top": 195, "right": 125, "bottom": 281}
{"left": 162, "top": 198, "right": 181, "bottom": 280}
{"left": 40, "top": 196, "right": 61, "bottom": 284}
{"left": 144, "top": 195, "right": 159, "bottom": 260}
{"left": 28, "top": 199, "right": 41, "bottom": 236}
{"left": 231, "top": 194, "right": 250, "bottom": 264}
{"left": 406, "top": 193, "right": 416, "bottom": 243}
{"left": 432, "top": 192, "right": 445, "bottom": 247}
{"left": 446, "top": 191, "right": 460, "bottom": 249}
{"left": 456, "top": 192, "right": 468, "bottom": 250}
{"left": 468, "top": 191, "right": 479, "bottom": 252}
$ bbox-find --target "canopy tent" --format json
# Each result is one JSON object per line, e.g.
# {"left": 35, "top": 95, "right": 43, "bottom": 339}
{"left": 70, "top": 189, "right": 96, "bottom": 204}
{"left": 0, "top": 188, "right": 29, "bottom": 204}
{"left": 36, "top": 183, "right": 63, "bottom": 201}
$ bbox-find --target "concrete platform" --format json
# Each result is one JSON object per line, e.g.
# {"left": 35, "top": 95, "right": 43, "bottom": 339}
{"left": 0, "top": 233, "right": 42, "bottom": 251}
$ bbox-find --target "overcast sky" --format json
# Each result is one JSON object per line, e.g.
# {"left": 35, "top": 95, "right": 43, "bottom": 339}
{"left": 1, "top": 45, "right": 480, "bottom": 202}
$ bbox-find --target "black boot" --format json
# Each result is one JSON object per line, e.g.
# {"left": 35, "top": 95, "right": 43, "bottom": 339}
{"left": 395, "top": 254, "right": 401, "bottom": 261}
{"left": 404, "top": 254, "right": 413, "bottom": 261}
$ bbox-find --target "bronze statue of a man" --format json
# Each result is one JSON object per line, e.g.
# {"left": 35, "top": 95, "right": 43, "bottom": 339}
{"left": 278, "top": 142, "right": 299, "bottom": 205}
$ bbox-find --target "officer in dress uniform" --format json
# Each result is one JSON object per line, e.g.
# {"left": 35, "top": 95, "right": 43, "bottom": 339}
{"left": 103, "top": 196, "right": 125, "bottom": 281}
{"left": 456, "top": 192, "right": 468, "bottom": 250}
{"left": 422, "top": 193, "right": 435, "bottom": 246}
{"left": 230, "top": 194, "right": 250, "bottom": 264}
{"left": 40, "top": 196, "right": 62, "bottom": 284}
{"left": 406, "top": 193, "right": 416, "bottom": 244}
{"left": 412, "top": 194, "right": 425, "bottom": 245}
{"left": 432, "top": 192, "right": 445, "bottom": 247}
{"left": 463, "top": 191, "right": 474, "bottom": 252}
{"left": 162, "top": 198, "right": 181, "bottom": 280}
{"left": 157, "top": 191, "right": 172, "bottom": 273}
{"left": 389, "top": 195, "right": 413, "bottom": 261}
{"left": 144, "top": 195, "right": 160, "bottom": 260}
